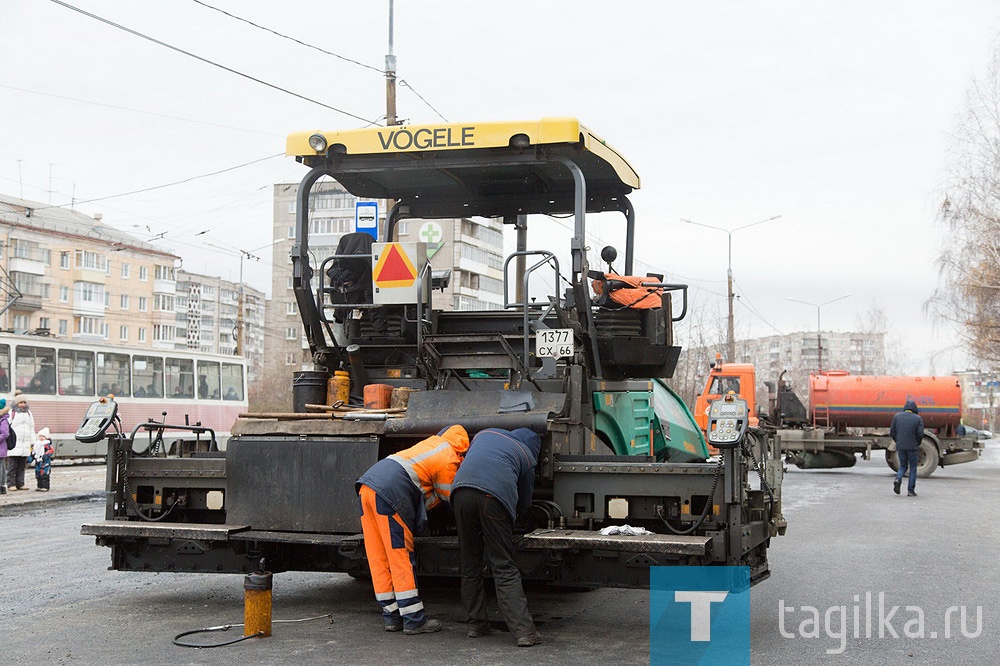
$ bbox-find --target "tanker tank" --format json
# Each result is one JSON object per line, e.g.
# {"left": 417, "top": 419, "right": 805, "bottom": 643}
{"left": 809, "top": 372, "right": 962, "bottom": 432}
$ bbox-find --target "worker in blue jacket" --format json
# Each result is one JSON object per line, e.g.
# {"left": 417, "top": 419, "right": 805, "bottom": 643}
{"left": 451, "top": 427, "right": 543, "bottom": 647}
{"left": 890, "top": 399, "right": 924, "bottom": 497}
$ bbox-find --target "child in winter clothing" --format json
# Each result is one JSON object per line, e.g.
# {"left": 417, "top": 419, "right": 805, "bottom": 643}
{"left": 31, "top": 426, "right": 53, "bottom": 491}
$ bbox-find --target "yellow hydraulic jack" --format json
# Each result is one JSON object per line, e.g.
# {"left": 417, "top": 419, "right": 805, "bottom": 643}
{"left": 244, "top": 560, "right": 273, "bottom": 638}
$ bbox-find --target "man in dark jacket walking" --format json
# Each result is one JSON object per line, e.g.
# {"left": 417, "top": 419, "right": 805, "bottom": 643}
{"left": 890, "top": 399, "right": 924, "bottom": 497}
{"left": 452, "top": 427, "right": 543, "bottom": 647}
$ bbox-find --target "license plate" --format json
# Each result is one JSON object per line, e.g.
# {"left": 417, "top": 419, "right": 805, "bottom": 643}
{"left": 535, "top": 328, "right": 574, "bottom": 358}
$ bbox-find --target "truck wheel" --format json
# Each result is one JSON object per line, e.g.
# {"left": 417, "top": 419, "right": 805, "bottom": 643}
{"left": 917, "top": 439, "right": 939, "bottom": 478}
{"left": 887, "top": 441, "right": 939, "bottom": 477}
{"left": 885, "top": 450, "right": 899, "bottom": 473}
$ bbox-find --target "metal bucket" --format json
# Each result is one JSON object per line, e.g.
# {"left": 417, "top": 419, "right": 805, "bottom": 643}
{"left": 292, "top": 370, "right": 330, "bottom": 413}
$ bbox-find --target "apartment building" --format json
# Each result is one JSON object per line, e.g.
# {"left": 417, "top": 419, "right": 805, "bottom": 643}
{"left": 676, "top": 330, "right": 886, "bottom": 407}
{"left": 175, "top": 270, "right": 266, "bottom": 381}
{"left": 955, "top": 369, "right": 1000, "bottom": 431}
{"left": 0, "top": 194, "right": 179, "bottom": 345}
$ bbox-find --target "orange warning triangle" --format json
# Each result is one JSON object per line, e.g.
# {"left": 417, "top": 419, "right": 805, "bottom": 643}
{"left": 373, "top": 244, "right": 417, "bottom": 288}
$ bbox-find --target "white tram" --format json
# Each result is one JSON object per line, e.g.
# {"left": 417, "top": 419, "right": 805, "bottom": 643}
{"left": 0, "top": 332, "right": 247, "bottom": 458}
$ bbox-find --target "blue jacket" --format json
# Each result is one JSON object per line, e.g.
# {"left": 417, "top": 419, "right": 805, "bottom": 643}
{"left": 890, "top": 399, "right": 925, "bottom": 452}
{"left": 453, "top": 427, "right": 541, "bottom": 522}
{"left": 356, "top": 425, "right": 469, "bottom": 535}
{"left": 358, "top": 457, "right": 425, "bottom": 534}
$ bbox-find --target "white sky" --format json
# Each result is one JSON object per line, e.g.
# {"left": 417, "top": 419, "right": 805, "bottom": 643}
{"left": 3, "top": 0, "right": 998, "bottom": 374}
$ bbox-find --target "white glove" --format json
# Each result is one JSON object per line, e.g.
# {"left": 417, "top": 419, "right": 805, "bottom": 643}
{"left": 598, "top": 524, "right": 653, "bottom": 536}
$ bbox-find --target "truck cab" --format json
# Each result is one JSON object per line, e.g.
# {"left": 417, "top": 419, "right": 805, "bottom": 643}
{"left": 694, "top": 358, "right": 760, "bottom": 436}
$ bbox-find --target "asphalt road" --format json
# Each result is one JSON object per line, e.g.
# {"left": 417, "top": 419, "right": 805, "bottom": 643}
{"left": 2, "top": 443, "right": 997, "bottom": 665}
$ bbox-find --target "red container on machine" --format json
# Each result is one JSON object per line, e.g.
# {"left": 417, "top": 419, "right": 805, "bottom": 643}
{"left": 809, "top": 371, "right": 962, "bottom": 430}
{"left": 363, "top": 383, "right": 393, "bottom": 410}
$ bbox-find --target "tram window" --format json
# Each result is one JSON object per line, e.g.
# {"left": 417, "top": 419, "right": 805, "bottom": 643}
{"left": 97, "top": 352, "right": 131, "bottom": 397}
{"left": 221, "top": 362, "right": 244, "bottom": 401}
{"left": 0, "top": 344, "right": 10, "bottom": 393}
{"left": 198, "top": 361, "right": 221, "bottom": 399}
{"left": 58, "top": 349, "right": 95, "bottom": 395}
{"left": 133, "top": 355, "right": 163, "bottom": 398}
{"left": 17, "top": 346, "right": 55, "bottom": 394}
{"left": 166, "top": 357, "right": 194, "bottom": 398}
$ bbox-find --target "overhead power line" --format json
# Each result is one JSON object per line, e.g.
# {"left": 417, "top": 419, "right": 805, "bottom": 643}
{"left": 0, "top": 84, "right": 283, "bottom": 137}
{"left": 190, "top": 0, "right": 384, "bottom": 74}
{"left": 399, "top": 80, "right": 448, "bottom": 122}
{"left": 48, "top": 0, "right": 377, "bottom": 125}
{"left": 190, "top": 0, "right": 448, "bottom": 122}
{"left": 32, "top": 154, "right": 283, "bottom": 211}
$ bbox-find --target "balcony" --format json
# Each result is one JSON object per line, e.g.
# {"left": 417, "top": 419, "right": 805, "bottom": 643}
{"left": 12, "top": 291, "right": 43, "bottom": 310}
{"left": 71, "top": 267, "right": 107, "bottom": 284}
{"left": 72, "top": 300, "right": 105, "bottom": 317}
{"left": 9, "top": 256, "right": 46, "bottom": 276}
{"left": 153, "top": 279, "right": 176, "bottom": 295}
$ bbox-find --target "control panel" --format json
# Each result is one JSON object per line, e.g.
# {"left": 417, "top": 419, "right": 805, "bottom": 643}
{"left": 706, "top": 393, "right": 749, "bottom": 449}
{"left": 75, "top": 397, "right": 119, "bottom": 443}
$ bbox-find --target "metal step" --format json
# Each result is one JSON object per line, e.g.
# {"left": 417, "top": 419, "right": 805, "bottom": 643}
{"left": 233, "top": 531, "right": 364, "bottom": 546}
{"left": 520, "top": 528, "right": 711, "bottom": 555}
{"left": 81, "top": 520, "right": 249, "bottom": 541}
{"left": 422, "top": 333, "right": 524, "bottom": 371}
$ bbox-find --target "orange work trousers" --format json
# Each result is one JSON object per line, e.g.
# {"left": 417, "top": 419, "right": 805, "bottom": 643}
{"left": 358, "top": 484, "right": 427, "bottom": 630}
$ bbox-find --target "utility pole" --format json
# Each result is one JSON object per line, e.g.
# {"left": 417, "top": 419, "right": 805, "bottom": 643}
{"left": 383, "top": 0, "right": 397, "bottom": 242}
{"left": 235, "top": 252, "right": 245, "bottom": 356}
{"left": 385, "top": 0, "right": 397, "bottom": 127}
{"left": 680, "top": 215, "right": 781, "bottom": 362}
{"left": 787, "top": 294, "right": 851, "bottom": 373}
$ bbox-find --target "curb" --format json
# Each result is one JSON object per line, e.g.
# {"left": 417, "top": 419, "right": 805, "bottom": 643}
{"left": 2, "top": 491, "right": 105, "bottom": 515}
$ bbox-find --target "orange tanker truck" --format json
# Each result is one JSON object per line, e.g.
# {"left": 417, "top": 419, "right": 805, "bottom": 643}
{"left": 695, "top": 361, "right": 983, "bottom": 478}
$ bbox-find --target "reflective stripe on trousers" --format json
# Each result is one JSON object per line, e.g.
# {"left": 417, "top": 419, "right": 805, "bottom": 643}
{"left": 358, "top": 484, "right": 427, "bottom": 630}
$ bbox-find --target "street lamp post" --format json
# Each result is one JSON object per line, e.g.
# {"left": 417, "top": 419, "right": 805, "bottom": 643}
{"left": 786, "top": 294, "right": 851, "bottom": 372}
{"left": 681, "top": 215, "right": 782, "bottom": 362}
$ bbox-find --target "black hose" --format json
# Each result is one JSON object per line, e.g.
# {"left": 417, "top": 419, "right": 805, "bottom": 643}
{"left": 173, "top": 625, "right": 264, "bottom": 648}
{"left": 115, "top": 441, "right": 180, "bottom": 522}
{"left": 173, "top": 614, "right": 332, "bottom": 648}
{"left": 743, "top": 433, "right": 776, "bottom": 518}
{"left": 656, "top": 456, "right": 724, "bottom": 535}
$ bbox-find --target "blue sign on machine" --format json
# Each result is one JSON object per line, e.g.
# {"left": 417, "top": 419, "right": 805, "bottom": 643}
{"left": 356, "top": 201, "right": 378, "bottom": 239}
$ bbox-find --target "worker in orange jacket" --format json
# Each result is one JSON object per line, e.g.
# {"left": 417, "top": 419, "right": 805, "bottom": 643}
{"left": 356, "top": 424, "right": 470, "bottom": 634}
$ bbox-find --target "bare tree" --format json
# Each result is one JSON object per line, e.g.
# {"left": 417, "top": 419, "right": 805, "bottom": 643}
{"left": 930, "top": 43, "right": 1000, "bottom": 368}
{"left": 854, "top": 300, "right": 908, "bottom": 374}
{"left": 670, "top": 301, "right": 728, "bottom": 408}
{"left": 248, "top": 365, "right": 294, "bottom": 413}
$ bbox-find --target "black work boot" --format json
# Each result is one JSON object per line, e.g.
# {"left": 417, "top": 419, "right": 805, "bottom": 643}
{"left": 403, "top": 618, "right": 441, "bottom": 635}
{"left": 467, "top": 621, "right": 491, "bottom": 638}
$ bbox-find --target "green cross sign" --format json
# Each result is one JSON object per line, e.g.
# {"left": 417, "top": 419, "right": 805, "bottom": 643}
{"left": 419, "top": 222, "right": 442, "bottom": 243}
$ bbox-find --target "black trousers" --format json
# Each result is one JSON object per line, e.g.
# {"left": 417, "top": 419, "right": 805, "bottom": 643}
{"left": 452, "top": 487, "right": 535, "bottom": 638}
{"left": 6, "top": 456, "right": 26, "bottom": 488}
